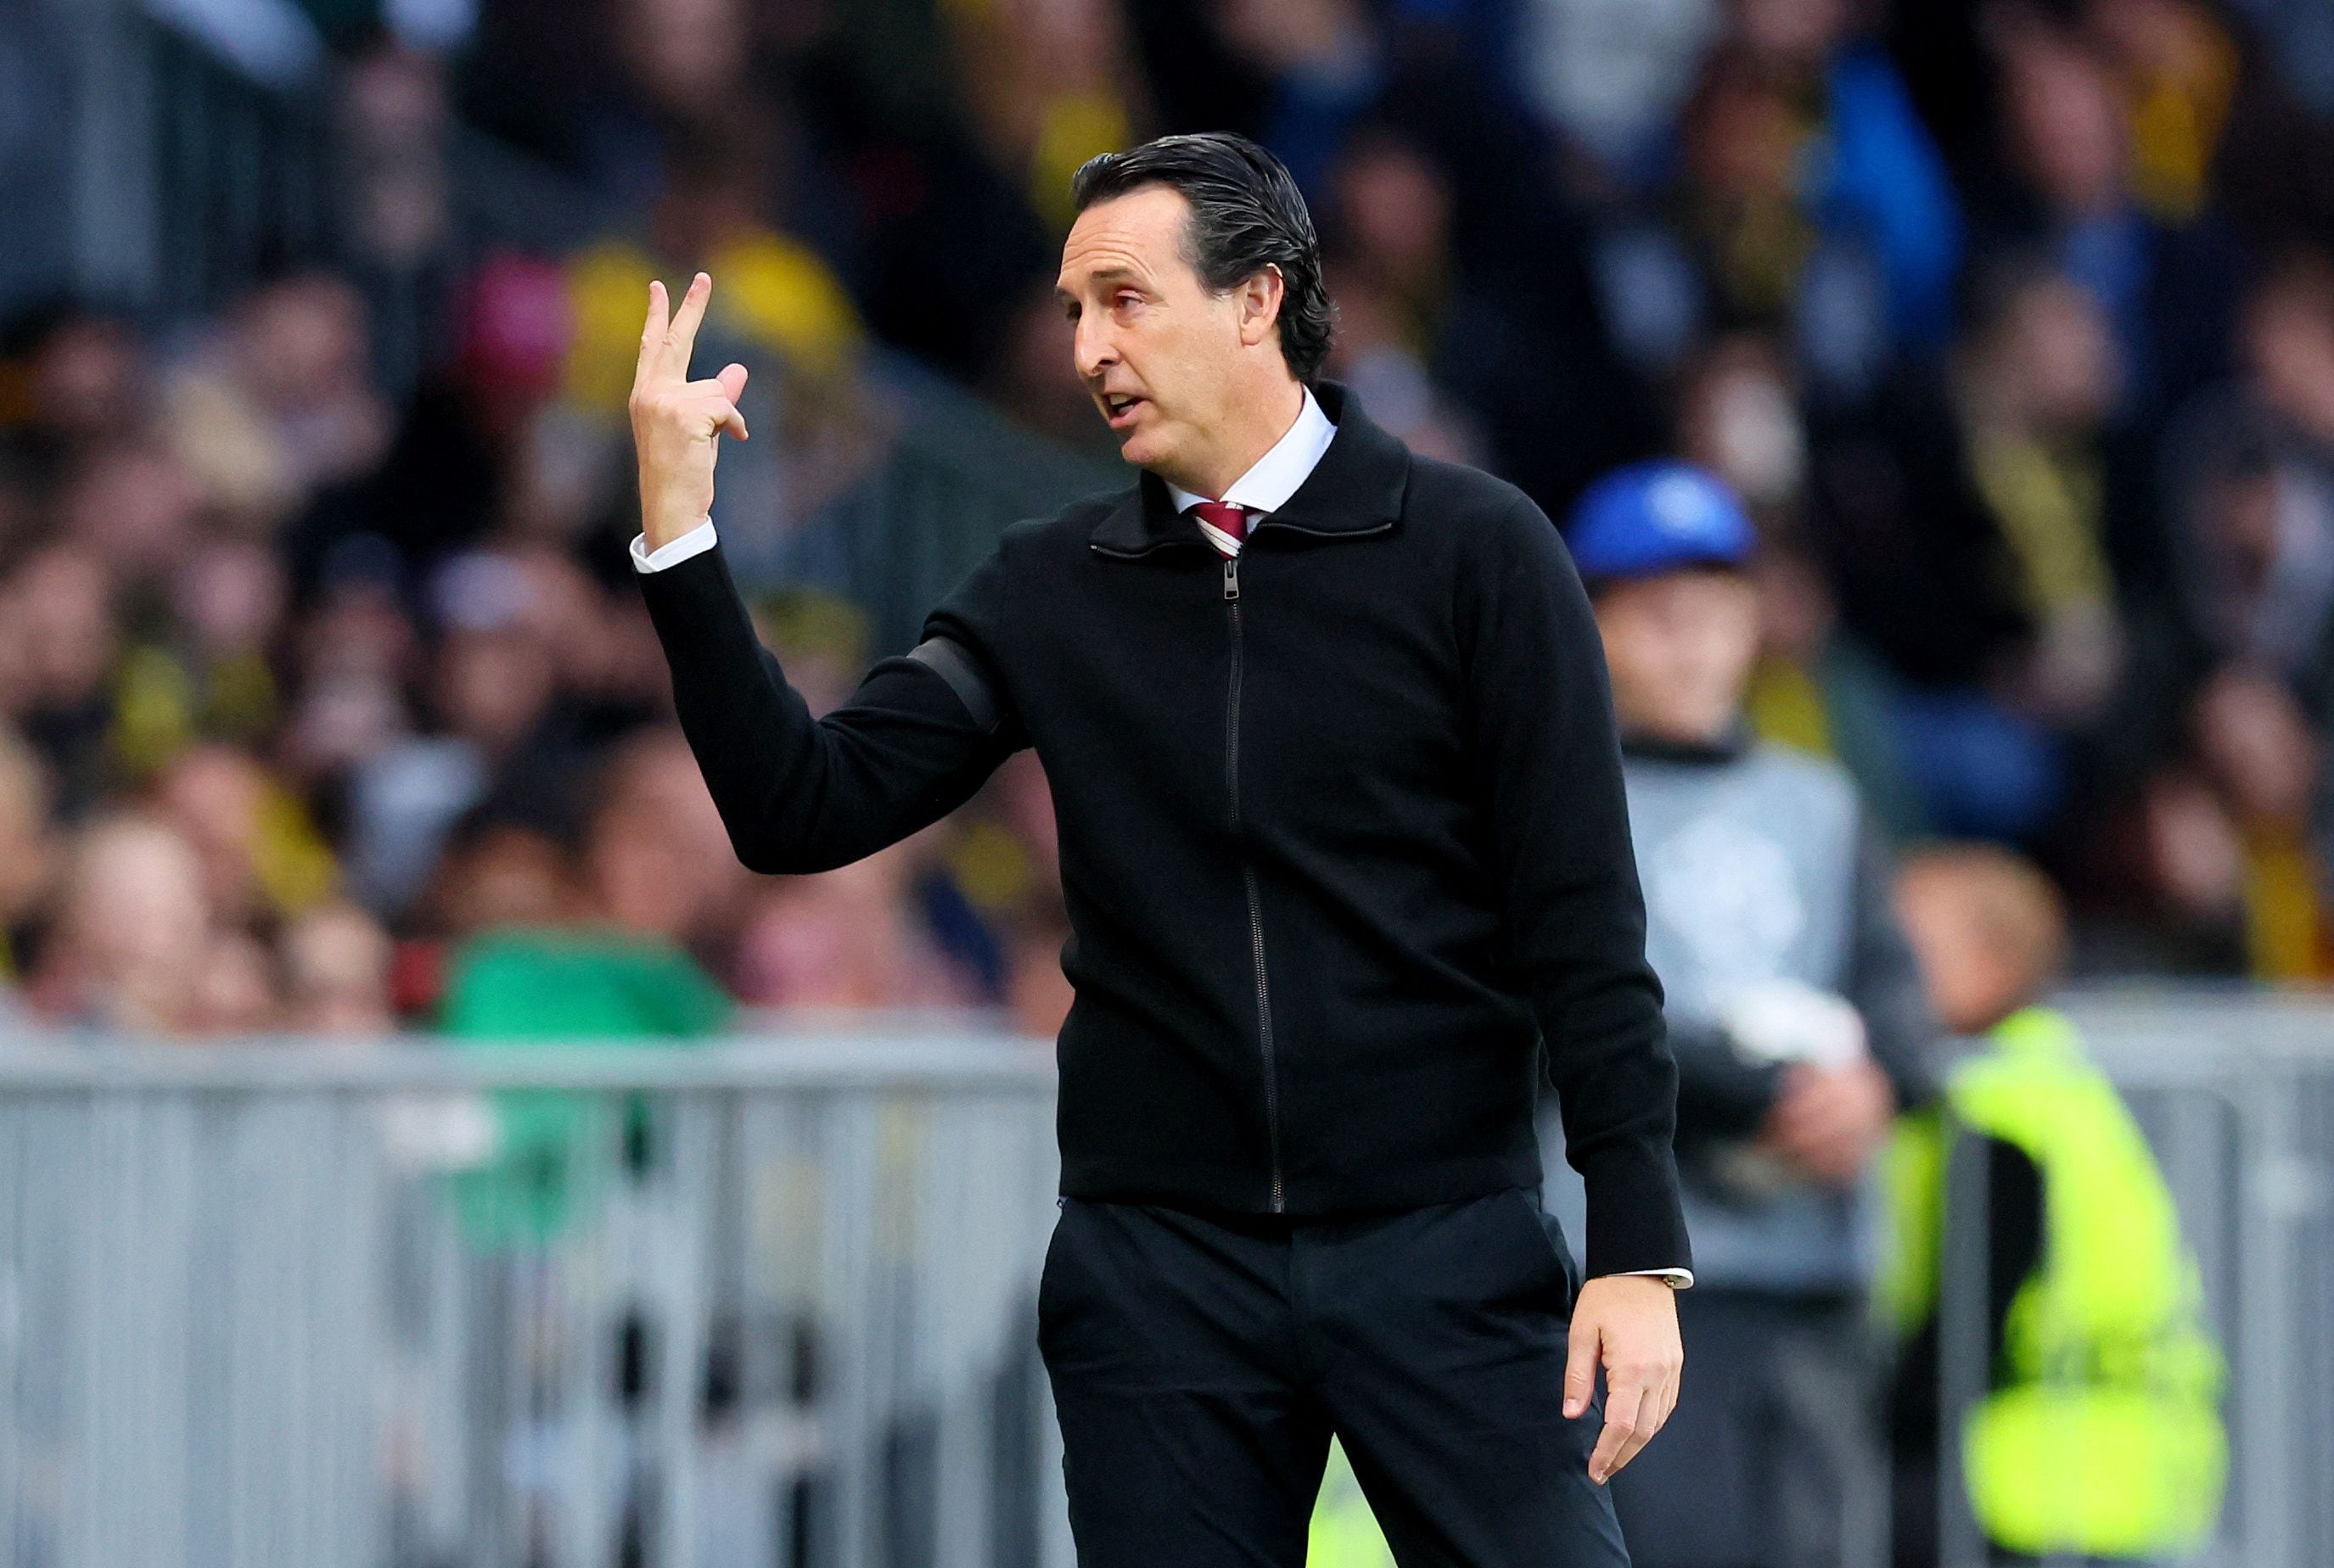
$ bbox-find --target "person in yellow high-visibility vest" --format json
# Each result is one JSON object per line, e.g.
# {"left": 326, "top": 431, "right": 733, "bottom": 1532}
{"left": 1308, "top": 1439, "right": 1396, "bottom": 1568}
{"left": 1883, "top": 847, "right": 2225, "bottom": 1565}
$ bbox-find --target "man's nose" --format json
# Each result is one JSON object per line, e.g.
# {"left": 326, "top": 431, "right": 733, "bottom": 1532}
{"left": 1073, "top": 315, "right": 1117, "bottom": 380}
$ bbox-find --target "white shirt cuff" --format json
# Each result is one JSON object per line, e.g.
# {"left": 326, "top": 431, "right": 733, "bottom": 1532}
{"left": 1619, "top": 1268, "right": 1694, "bottom": 1288}
{"left": 631, "top": 519, "right": 718, "bottom": 573}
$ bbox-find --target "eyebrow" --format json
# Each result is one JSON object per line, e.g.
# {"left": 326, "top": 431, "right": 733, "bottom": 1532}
{"left": 1056, "top": 265, "right": 1147, "bottom": 301}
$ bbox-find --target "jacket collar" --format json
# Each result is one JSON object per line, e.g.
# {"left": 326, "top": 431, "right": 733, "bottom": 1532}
{"left": 1088, "top": 380, "right": 1411, "bottom": 557}
{"left": 1620, "top": 720, "right": 1754, "bottom": 766}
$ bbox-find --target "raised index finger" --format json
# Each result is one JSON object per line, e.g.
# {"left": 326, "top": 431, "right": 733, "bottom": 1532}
{"left": 633, "top": 279, "right": 671, "bottom": 395}
{"left": 659, "top": 272, "right": 713, "bottom": 382}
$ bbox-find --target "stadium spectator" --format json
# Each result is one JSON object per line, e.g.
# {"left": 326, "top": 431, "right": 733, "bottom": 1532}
{"left": 160, "top": 272, "right": 392, "bottom": 529}
{"left": 731, "top": 837, "right": 983, "bottom": 1011}
{"left": 341, "top": 548, "right": 581, "bottom": 917}
{"left": 2086, "top": 0, "right": 2247, "bottom": 225}
{"left": 0, "top": 727, "right": 55, "bottom": 988}
{"left": 591, "top": 724, "right": 751, "bottom": 952}
{"left": 151, "top": 742, "right": 337, "bottom": 934}
{"left": 1, "top": 304, "right": 145, "bottom": 473}
{"left": 340, "top": 41, "right": 457, "bottom": 277}
{"left": 945, "top": 0, "right": 1148, "bottom": 232}
{"left": 288, "top": 255, "right": 575, "bottom": 592}
{"left": 1804, "top": 255, "right": 2142, "bottom": 840}
{"left": 1591, "top": 3, "right": 1961, "bottom": 405}
{"left": 1885, "top": 844, "right": 2225, "bottom": 1565}
{"left": 1546, "top": 462, "right": 1936, "bottom": 1568}
{"left": 280, "top": 899, "right": 398, "bottom": 1037}
{"left": 148, "top": 536, "right": 294, "bottom": 758}
{"left": 272, "top": 540, "right": 420, "bottom": 795}
{"left": 1315, "top": 127, "right": 1490, "bottom": 464}
{"left": 2111, "top": 250, "right": 2334, "bottom": 976}
{"left": 1, "top": 543, "right": 124, "bottom": 820}
{"left": 1676, "top": 331, "right": 1805, "bottom": 521}
{"left": 1003, "top": 894, "right": 1077, "bottom": 1038}
{"left": 1207, "top": 0, "right": 1384, "bottom": 197}
{"left": 55, "top": 441, "right": 203, "bottom": 596}
{"left": 418, "top": 809, "right": 576, "bottom": 944}
{"left": 191, "top": 928, "right": 282, "bottom": 1033}
{"left": 25, "top": 814, "right": 216, "bottom": 1033}
{"left": 1972, "top": 14, "right": 2246, "bottom": 426}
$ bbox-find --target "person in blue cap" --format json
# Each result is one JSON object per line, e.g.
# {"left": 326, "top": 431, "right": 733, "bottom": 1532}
{"left": 1545, "top": 462, "right": 1940, "bottom": 1568}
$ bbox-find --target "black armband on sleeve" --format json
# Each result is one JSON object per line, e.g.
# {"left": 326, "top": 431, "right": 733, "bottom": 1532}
{"left": 906, "top": 636, "right": 1003, "bottom": 734}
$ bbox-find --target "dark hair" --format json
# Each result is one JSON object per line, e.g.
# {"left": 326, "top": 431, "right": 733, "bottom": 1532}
{"left": 1070, "top": 133, "right": 1335, "bottom": 384}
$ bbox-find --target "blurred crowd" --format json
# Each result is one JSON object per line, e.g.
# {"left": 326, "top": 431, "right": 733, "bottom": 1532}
{"left": 5, "top": 0, "right": 2334, "bottom": 1041}
{"left": 0, "top": 247, "right": 1072, "bottom": 1037}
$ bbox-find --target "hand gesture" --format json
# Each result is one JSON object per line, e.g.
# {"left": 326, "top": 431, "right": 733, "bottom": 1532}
{"left": 1563, "top": 1273, "right": 1683, "bottom": 1485}
{"left": 629, "top": 272, "right": 750, "bottom": 552}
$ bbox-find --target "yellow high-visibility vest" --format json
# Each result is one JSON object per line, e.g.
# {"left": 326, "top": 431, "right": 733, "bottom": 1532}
{"left": 1308, "top": 1439, "right": 1395, "bottom": 1567}
{"left": 1880, "top": 1007, "right": 2226, "bottom": 1559}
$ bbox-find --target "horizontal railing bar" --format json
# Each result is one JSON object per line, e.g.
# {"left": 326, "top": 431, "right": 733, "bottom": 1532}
{"left": 2056, "top": 989, "right": 2334, "bottom": 1084}
{"left": 0, "top": 1031, "right": 1058, "bottom": 1093}
{"left": 0, "top": 991, "right": 2320, "bottom": 1093}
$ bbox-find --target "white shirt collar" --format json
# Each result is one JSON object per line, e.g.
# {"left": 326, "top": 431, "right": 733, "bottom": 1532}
{"left": 1164, "top": 385, "right": 1338, "bottom": 518}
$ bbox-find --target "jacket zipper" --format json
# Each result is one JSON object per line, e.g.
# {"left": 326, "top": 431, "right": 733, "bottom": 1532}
{"left": 1223, "top": 552, "right": 1285, "bottom": 1212}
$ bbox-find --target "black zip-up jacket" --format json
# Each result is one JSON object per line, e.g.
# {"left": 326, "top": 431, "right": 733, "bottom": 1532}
{"left": 640, "top": 384, "right": 1690, "bottom": 1277}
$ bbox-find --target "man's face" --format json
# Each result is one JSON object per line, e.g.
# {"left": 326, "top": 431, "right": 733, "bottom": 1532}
{"left": 1058, "top": 185, "right": 1252, "bottom": 478}
{"left": 1593, "top": 568, "right": 1760, "bottom": 744}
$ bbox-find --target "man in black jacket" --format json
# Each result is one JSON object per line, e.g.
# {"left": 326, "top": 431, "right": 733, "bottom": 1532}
{"left": 630, "top": 132, "right": 1688, "bottom": 1565}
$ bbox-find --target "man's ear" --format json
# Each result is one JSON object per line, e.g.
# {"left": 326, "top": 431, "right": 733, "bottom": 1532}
{"left": 1236, "top": 265, "right": 1287, "bottom": 349}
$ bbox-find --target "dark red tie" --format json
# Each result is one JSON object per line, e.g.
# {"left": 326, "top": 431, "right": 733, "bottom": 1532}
{"left": 1192, "top": 500, "right": 1248, "bottom": 557}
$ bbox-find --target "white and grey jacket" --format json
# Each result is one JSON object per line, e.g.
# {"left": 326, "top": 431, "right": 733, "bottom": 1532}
{"left": 1545, "top": 730, "right": 1937, "bottom": 1296}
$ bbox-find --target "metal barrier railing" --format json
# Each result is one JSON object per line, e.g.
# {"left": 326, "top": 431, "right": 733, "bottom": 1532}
{"left": 1523, "top": 991, "right": 2329, "bottom": 1568}
{"left": 1, "top": 996, "right": 2326, "bottom": 1567}
{"left": 0, "top": 1032, "right": 1069, "bottom": 1568}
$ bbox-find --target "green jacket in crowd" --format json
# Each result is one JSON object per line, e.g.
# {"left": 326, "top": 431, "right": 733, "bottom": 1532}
{"left": 439, "top": 928, "right": 732, "bottom": 1245}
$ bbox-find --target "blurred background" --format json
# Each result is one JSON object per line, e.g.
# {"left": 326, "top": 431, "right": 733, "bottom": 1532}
{"left": 0, "top": 0, "right": 2330, "bottom": 1564}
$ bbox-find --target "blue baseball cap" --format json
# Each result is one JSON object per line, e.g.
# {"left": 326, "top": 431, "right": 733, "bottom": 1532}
{"left": 1565, "top": 462, "right": 1754, "bottom": 586}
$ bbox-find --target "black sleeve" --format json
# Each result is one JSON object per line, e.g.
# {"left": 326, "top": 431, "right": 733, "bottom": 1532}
{"left": 1668, "top": 1019, "right": 1786, "bottom": 1143}
{"left": 1467, "top": 495, "right": 1690, "bottom": 1279}
{"left": 1843, "top": 811, "right": 1942, "bottom": 1112}
{"left": 637, "top": 541, "right": 1024, "bottom": 875}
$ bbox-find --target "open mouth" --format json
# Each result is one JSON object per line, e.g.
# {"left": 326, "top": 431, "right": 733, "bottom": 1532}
{"left": 1102, "top": 393, "right": 1146, "bottom": 428}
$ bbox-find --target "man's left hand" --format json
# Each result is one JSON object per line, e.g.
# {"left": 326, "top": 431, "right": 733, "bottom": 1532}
{"left": 1563, "top": 1274, "right": 1683, "bottom": 1485}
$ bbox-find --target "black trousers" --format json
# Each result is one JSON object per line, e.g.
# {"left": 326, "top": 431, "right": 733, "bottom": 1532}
{"left": 1607, "top": 1291, "right": 1887, "bottom": 1568}
{"left": 1036, "top": 1187, "right": 1630, "bottom": 1566}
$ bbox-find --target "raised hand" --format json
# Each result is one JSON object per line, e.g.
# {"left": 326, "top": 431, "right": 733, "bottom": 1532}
{"left": 628, "top": 272, "right": 750, "bottom": 552}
